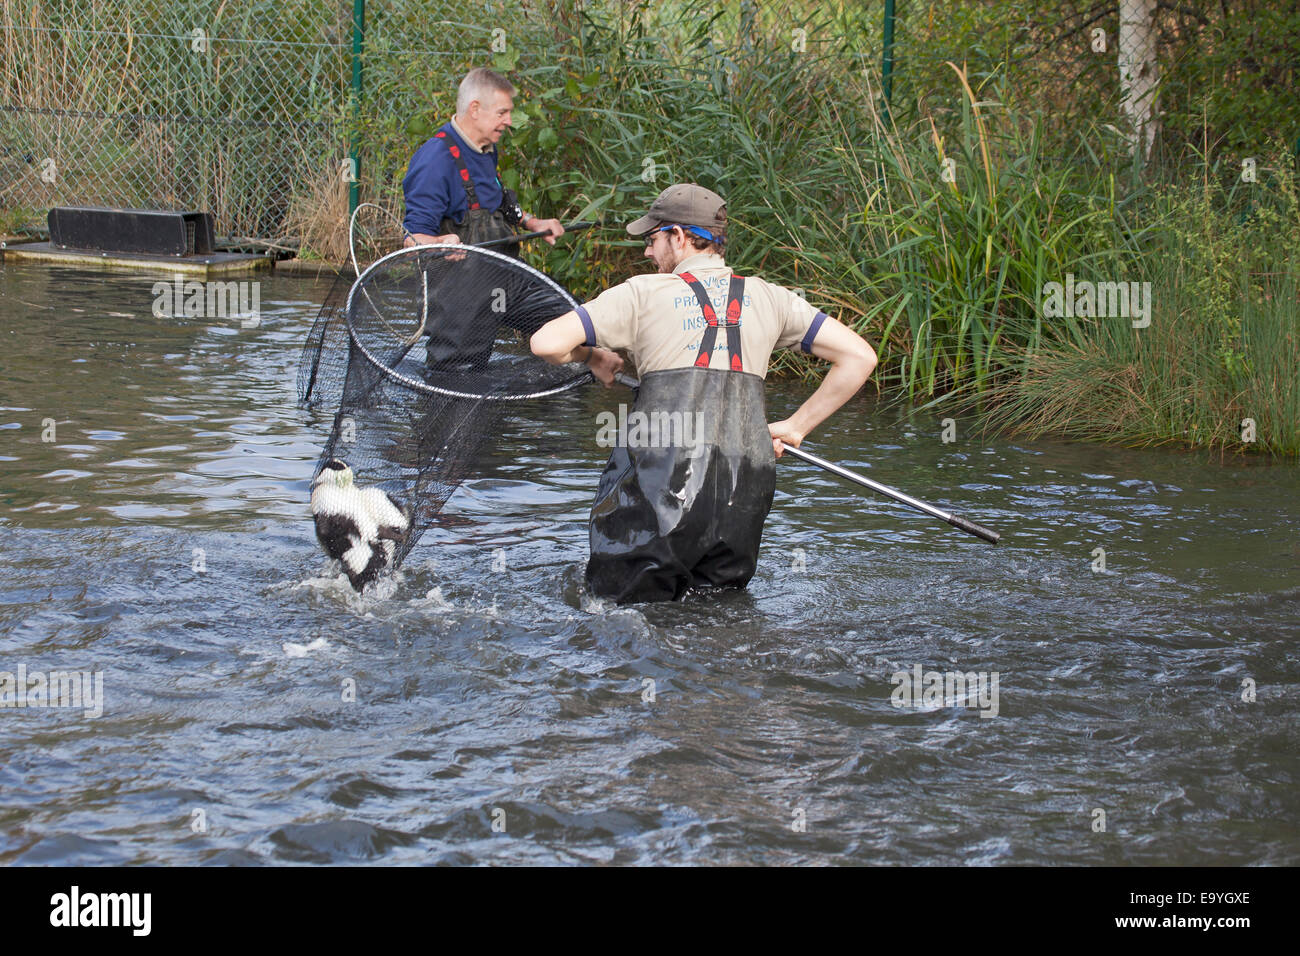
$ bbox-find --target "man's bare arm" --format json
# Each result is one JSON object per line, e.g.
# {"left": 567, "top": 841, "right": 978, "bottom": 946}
{"left": 530, "top": 312, "right": 624, "bottom": 386}
{"left": 768, "top": 317, "right": 877, "bottom": 457}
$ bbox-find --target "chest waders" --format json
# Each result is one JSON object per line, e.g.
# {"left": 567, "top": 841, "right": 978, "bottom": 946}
{"left": 586, "top": 272, "right": 777, "bottom": 603}
{"left": 426, "top": 130, "right": 518, "bottom": 368}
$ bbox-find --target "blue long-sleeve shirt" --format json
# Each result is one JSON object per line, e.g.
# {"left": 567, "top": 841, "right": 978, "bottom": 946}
{"left": 401, "top": 121, "right": 505, "bottom": 236}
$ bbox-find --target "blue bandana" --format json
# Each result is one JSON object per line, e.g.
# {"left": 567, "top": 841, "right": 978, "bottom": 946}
{"left": 659, "top": 224, "right": 720, "bottom": 243}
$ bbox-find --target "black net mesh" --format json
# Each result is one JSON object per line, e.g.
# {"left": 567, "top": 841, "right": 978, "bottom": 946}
{"left": 297, "top": 267, "right": 352, "bottom": 409}
{"left": 301, "top": 244, "right": 591, "bottom": 575}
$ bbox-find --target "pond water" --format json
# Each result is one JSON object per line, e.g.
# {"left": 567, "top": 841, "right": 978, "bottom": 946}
{"left": 1, "top": 261, "right": 1296, "bottom": 865}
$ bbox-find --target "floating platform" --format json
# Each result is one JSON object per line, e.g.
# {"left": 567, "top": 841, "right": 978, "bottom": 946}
{"left": 273, "top": 258, "right": 345, "bottom": 278}
{"left": 0, "top": 240, "right": 271, "bottom": 277}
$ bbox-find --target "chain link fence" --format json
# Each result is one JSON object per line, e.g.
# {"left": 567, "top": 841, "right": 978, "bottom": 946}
{"left": 0, "top": 0, "right": 533, "bottom": 255}
{"left": 0, "top": 0, "right": 353, "bottom": 242}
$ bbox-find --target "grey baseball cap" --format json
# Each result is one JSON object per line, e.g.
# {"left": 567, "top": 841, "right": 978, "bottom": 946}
{"left": 625, "top": 183, "right": 728, "bottom": 238}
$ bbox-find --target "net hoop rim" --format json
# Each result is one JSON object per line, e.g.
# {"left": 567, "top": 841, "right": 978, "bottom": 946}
{"left": 344, "top": 243, "right": 591, "bottom": 402}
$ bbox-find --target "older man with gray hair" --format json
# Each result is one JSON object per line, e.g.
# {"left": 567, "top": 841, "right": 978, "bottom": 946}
{"left": 402, "top": 67, "right": 564, "bottom": 248}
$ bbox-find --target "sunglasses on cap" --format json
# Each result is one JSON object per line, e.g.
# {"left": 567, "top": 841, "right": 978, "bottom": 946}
{"left": 643, "top": 223, "right": 720, "bottom": 247}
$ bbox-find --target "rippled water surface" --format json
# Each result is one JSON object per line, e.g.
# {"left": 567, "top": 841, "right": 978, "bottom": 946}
{"left": 1, "top": 261, "right": 1297, "bottom": 865}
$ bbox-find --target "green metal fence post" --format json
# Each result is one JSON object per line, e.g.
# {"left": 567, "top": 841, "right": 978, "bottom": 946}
{"left": 881, "top": 0, "right": 896, "bottom": 118}
{"left": 349, "top": 0, "right": 366, "bottom": 216}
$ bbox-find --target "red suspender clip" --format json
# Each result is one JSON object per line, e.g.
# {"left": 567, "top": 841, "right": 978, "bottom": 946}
{"left": 435, "top": 130, "right": 482, "bottom": 210}
{"left": 679, "top": 272, "right": 746, "bottom": 372}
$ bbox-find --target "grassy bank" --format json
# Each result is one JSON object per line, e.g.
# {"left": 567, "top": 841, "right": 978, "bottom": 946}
{"left": 978, "top": 179, "right": 1300, "bottom": 456}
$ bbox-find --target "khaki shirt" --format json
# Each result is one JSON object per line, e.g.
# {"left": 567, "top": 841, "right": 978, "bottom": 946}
{"left": 576, "top": 252, "right": 827, "bottom": 377}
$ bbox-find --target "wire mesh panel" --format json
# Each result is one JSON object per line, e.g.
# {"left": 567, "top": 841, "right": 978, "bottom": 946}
{"left": 0, "top": 0, "right": 350, "bottom": 239}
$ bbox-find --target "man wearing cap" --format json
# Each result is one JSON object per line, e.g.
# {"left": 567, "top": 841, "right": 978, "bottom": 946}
{"left": 530, "top": 183, "right": 878, "bottom": 603}
{"left": 402, "top": 67, "right": 564, "bottom": 248}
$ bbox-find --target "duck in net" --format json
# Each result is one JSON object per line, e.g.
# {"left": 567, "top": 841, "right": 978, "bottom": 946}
{"left": 302, "top": 243, "right": 592, "bottom": 591}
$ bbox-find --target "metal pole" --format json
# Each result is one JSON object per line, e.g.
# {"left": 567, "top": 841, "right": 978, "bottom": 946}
{"left": 348, "top": 0, "right": 366, "bottom": 216}
{"left": 780, "top": 443, "right": 1001, "bottom": 544}
{"left": 611, "top": 374, "right": 1001, "bottom": 544}
{"left": 881, "top": 0, "right": 896, "bottom": 117}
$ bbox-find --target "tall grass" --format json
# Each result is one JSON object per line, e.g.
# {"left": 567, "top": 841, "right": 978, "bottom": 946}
{"left": 455, "top": 2, "right": 1146, "bottom": 402}
{"left": 769, "top": 63, "right": 1152, "bottom": 398}
{"left": 979, "top": 168, "right": 1300, "bottom": 457}
{"left": 976, "top": 267, "right": 1300, "bottom": 457}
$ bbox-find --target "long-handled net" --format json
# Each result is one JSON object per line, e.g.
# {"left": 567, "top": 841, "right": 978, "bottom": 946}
{"left": 299, "top": 240, "right": 592, "bottom": 577}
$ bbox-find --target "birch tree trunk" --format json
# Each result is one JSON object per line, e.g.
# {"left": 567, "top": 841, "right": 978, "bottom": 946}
{"left": 1118, "top": 0, "right": 1160, "bottom": 164}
